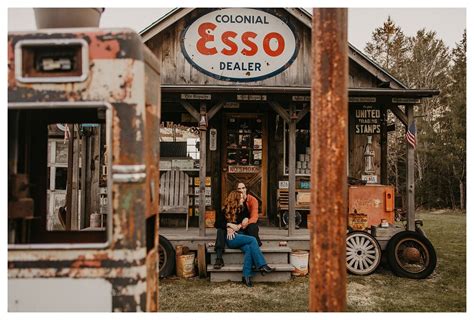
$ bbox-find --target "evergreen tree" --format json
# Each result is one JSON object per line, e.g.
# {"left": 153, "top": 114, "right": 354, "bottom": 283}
{"left": 365, "top": 16, "right": 409, "bottom": 78}
{"left": 364, "top": 18, "right": 465, "bottom": 210}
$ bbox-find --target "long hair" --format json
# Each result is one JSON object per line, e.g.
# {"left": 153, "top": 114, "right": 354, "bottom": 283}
{"left": 223, "top": 190, "right": 242, "bottom": 223}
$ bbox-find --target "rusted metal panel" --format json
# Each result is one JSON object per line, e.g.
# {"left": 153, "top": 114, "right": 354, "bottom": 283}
{"left": 309, "top": 8, "right": 348, "bottom": 312}
{"left": 8, "top": 28, "right": 160, "bottom": 312}
{"left": 348, "top": 185, "right": 395, "bottom": 227}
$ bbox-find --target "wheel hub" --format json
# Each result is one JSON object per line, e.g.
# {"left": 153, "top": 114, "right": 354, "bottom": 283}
{"left": 404, "top": 247, "right": 421, "bottom": 262}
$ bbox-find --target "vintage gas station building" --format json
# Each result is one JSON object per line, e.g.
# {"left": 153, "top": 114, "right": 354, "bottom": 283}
{"left": 140, "top": 8, "right": 438, "bottom": 233}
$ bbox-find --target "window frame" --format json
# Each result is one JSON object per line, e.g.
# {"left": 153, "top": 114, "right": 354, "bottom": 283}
{"left": 8, "top": 102, "right": 113, "bottom": 250}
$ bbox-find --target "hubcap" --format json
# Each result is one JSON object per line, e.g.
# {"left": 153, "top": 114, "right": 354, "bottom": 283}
{"left": 346, "top": 233, "right": 381, "bottom": 275}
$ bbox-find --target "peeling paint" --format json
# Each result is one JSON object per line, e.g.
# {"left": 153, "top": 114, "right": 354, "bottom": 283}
{"left": 8, "top": 29, "right": 160, "bottom": 312}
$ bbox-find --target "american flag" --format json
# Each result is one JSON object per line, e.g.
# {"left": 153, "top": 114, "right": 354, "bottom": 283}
{"left": 405, "top": 121, "right": 417, "bottom": 149}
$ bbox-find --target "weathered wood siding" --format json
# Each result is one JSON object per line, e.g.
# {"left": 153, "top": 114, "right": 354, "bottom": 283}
{"left": 147, "top": 8, "right": 312, "bottom": 87}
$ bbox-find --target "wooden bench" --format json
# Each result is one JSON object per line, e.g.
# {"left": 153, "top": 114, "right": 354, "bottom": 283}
{"left": 277, "top": 189, "right": 310, "bottom": 229}
{"left": 159, "top": 169, "right": 190, "bottom": 230}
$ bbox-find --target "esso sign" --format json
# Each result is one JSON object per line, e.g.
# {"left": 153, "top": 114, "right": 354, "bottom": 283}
{"left": 181, "top": 8, "right": 298, "bottom": 82}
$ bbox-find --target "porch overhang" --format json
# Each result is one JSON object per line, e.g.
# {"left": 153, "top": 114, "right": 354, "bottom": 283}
{"left": 161, "top": 84, "right": 439, "bottom": 98}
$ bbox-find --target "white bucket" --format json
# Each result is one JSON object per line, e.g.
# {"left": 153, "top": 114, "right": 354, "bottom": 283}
{"left": 176, "top": 253, "right": 195, "bottom": 278}
{"left": 290, "top": 250, "right": 309, "bottom": 276}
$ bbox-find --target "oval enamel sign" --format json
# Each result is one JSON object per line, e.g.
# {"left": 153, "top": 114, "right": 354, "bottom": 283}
{"left": 181, "top": 8, "right": 298, "bottom": 82}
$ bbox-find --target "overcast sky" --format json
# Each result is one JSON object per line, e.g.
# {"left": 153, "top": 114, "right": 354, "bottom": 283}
{"left": 8, "top": 7, "right": 466, "bottom": 51}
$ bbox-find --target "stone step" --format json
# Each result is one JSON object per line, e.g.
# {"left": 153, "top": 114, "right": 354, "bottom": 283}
{"left": 208, "top": 247, "right": 291, "bottom": 264}
{"left": 207, "top": 263, "right": 294, "bottom": 282}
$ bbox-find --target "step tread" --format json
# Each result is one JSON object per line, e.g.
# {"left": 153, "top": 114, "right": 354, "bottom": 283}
{"left": 207, "top": 246, "right": 292, "bottom": 253}
{"left": 207, "top": 263, "right": 295, "bottom": 272}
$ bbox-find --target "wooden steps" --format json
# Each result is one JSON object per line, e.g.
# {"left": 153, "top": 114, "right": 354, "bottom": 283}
{"left": 207, "top": 246, "right": 295, "bottom": 282}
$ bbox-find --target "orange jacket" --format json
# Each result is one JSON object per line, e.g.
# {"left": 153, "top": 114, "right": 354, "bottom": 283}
{"left": 245, "top": 194, "right": 259, "bottom": 224}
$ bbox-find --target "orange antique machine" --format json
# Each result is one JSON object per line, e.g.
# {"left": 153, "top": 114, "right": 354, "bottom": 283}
{"left": 345, "top": 182, "right": 437, "bottom": 279}
{"left": 348, "top": 185, "right": 394, "bottom": 230}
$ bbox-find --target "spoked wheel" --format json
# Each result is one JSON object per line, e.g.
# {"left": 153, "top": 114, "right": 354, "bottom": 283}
{"left": 346, "top": 231, "right": 382, "bottom": 275}
{"left": 158, "top": 235, "right": 175, "bottom": 278}
{"left": 386, "top": 231, "right": 437, "bottom": 279}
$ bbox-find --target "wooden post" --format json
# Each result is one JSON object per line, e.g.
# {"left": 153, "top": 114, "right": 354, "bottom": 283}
{"left": 406, "top": 105, "right": 415, "bottom": 231}
{"left": 199, "top": 103, "right": 207, "bottom": 237}
{"left": 80, "top": 133, "right": 87, "bottom": 229}
{"left": 310, "top": 8, "right": 348, "bottom": 312}
{"left": 71, "top": 125, "right": 80, "bottom": 230}
{"left": 197, "top": 243, "right": 207, "bottom": 278}
{"left": 380, "top": 106, "right": 388, "bottom": 184}
{"left": 288, "top": 105, "right": 297, "bottom": 236}
{"left": 65, "top": 124, "right": 74, "bottom": 231}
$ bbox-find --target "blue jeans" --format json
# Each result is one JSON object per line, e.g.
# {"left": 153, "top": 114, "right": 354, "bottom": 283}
{"left": 226, "top": 233, "right": 267, "bottom": 277}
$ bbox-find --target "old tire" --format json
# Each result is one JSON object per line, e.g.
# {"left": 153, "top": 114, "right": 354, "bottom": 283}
{"left": 386, "top": 231, "right": 437, "bottom": 279}
{"left": 158, "top": 235, "right": 175, "bottom": 278}
{"left": 346, "top": 231, "right": 381, "bottom": 275}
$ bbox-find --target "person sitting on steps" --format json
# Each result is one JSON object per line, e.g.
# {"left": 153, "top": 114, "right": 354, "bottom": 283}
{"left": 214, "top": 190, "right": 273, "bottom": 287}
{"left": 214, "top": 182, "right": 262, "bottom": 270}
{"left": 237, "top": 182, "right": 262, "bottom": 247}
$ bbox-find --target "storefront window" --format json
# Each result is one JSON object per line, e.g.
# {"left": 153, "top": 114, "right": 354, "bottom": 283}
{"left": 159, "top": 122, "right": 200, "bottom": 170}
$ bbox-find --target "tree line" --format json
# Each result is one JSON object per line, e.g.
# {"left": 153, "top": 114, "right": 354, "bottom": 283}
{"left": 365, "top": 17, "right": 466, "bottom": 210}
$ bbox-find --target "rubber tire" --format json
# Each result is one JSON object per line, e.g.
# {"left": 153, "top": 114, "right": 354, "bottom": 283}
{"left": 346, "top": 231, "right": 382, "bottom": 275}
{"left": 386, "top": 231, "right": 437, "bottom": 279}
{"left": 158, "top": 235, "right": 175, "bottom": 278}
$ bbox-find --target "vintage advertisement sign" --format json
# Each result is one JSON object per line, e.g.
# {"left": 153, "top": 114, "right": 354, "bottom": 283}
{"left": 181, "top": 8, "right": 298, "bottom": 82}
{"left": 354, "top": 105, "right": 381, "bottom": 134}
{"left": 228, "top": 166, "right": 260, "bottom": 173}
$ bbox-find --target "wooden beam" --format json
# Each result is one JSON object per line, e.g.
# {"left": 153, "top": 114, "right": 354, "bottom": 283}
{"left": 296, "top": 103, "right": 310, "bottom": 123}
{"left": 288, "top": 105, "right": 297, "bottom": 236}
{"left": 65, "top": 124, "right": 74, "bottom": 231}
{"left": 198, "top": 103, "right": 207, "bottom": 237}
{"left": 406, "top": 105, "right": 415, "bottom": 231}
{"left": 180, "top": 101, "right": 200, "bottom": 122}
{"left": 197, "top": 243, "right": 207, "bottom": 278}
{"left": 268, "top": 101, "right": 290, "bottom": 123}
{"left": 389, "top": 105, "right": 408, "bottom": 126}
{"left": 207, "top": 100, "right": 225, "bottom": 121}
{"left": 380, "top": 107, "right": 388, "bottom": 184}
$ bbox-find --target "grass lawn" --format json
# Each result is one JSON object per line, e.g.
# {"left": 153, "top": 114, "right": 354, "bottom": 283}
{"left": 159, "top": 210, "right": 466, "bottom": 312}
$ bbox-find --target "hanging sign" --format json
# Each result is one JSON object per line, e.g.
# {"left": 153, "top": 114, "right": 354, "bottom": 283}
{"left": 354, "top": 105, "right": 381, "bottom": 134}
{"left": 228, "top": 166, "right": 260, "bottom": 173}
{"left": 181, "top": 8, "right": 298, "bottom": 82}
{"left": 209, "top": 128, "right": 217, "bottom": 151}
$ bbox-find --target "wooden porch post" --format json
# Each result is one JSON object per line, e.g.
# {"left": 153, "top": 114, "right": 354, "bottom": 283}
{"left": 310, "top": 8, "right": 348, "bottom": 311}
{"left": 288, "top": 105, "right": 297, "bottom": 236}
{"left": 380, "top": 106, "right": 388, "bottom": 185}
{"left": 198, "top": 103, "right": 207, "bottom": 237}
{"left": 406, "top": 104, "right": 415, "bottom": 231}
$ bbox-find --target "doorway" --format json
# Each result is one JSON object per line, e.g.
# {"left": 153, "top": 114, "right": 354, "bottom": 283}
{"left": 221, "top": 113, "right": 267, "bottom": 217}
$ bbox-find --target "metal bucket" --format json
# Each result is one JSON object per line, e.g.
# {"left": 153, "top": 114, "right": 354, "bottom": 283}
{"left": 290, "top": 250, "right": 309, "bottom": 276}
{"left": 34, "top": 8, "right": 104, "bottom": 29}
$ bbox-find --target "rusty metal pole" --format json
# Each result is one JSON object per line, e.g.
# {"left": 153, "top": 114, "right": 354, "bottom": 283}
{"left": 309, "top": 8, "right": 348, "bottom": 311}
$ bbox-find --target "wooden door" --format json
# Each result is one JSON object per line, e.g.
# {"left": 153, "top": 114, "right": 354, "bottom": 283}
{"left": 221, "top": 113, "right": 267, "bottom": 216}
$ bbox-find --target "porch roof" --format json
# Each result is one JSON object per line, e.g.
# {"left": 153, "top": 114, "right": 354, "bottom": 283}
{"left": 161, "top": 84, "right": 440, "bottom": 98}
